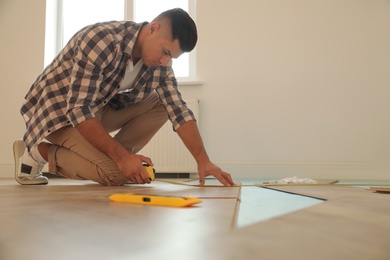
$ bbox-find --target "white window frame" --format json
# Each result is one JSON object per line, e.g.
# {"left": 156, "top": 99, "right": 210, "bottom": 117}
{"left": 44, "top": 0, "right": 199, "bottom": 84}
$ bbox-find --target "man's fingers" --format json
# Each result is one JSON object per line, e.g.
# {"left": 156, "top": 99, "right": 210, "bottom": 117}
{"left": 223, "top": 172, "right": 236, "bottom": 186}
{"left": 140, "top": 167, "right": 151, "bottom": 184}
{"left": 138, "top": 155, "right": 153, "bottom": 166}
{"left": 200, "top": 170, "right": 235, "bottom": 187}
{"left": 128, "top": 176, "right": 137, "bottom": 184}
{"left": 215, "top": 173, "right": 232, "bottom": 187}
{"left": 128, "top": 172, "right": 150, "bottom": 184}
{"left": 199, "top": 175, "right": 205, "bottom": 186}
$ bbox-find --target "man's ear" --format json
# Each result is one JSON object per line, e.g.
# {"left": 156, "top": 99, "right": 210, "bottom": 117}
{"left": 149, "top": 22, "right": 160, "bottom": 34}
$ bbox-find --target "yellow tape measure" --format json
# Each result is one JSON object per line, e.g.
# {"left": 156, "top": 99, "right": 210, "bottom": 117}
{"left": 143, "top": 164, "right": 155, "bottom": 181}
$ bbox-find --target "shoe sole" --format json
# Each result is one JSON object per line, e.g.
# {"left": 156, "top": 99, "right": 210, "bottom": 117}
{"left": 13, "top": 140, "right": 48, "bottom": 185}
{"left": 13, "top": 140, "right": 25, "bottom": 185}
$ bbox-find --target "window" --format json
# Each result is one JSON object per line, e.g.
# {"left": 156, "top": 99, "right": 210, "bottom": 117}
{"left": 62, "top": 0, "right": 125, "bottom": 48}
{"left": 44, "top": 0, "right": 197, "bottom": 81}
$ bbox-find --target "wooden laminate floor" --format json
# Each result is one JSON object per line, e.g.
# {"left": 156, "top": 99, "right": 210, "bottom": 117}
{"left": 1, "top": 178, "right": 390, "bottom": 260}
{"left": 0, "top": 178, "right": 240, "bottom": 260}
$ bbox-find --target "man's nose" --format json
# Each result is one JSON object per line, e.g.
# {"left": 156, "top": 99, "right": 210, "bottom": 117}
{"left": 160, "top": 56, "right": 172, "bottom": 66}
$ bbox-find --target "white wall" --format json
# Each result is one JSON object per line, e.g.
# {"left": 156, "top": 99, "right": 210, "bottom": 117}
{"left": 0, "top": 0, "right": 46, "bottom": 176}
{"left": 1, "top": 0, "right": 389, "bottom": 180}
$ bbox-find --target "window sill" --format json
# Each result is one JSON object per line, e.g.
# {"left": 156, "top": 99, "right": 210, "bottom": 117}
{"left": 177, "top": 80, "right": 203, "bottom": 86}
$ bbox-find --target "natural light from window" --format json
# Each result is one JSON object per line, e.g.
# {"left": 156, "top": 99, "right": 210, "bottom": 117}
{"left": 62, "top": 0, "right": 124, "bottom": 47}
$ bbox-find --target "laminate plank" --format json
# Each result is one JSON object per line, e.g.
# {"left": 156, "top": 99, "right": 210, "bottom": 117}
{"left": 0, "top": 178, "right": 240, "bottom": 260}
{"left": 172, "top": 185, "right": 390, "bottom": 260}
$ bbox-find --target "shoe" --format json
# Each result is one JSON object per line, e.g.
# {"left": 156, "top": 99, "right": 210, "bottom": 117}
{"left": 13, "top": 140, "right": 48, "bottom": 185}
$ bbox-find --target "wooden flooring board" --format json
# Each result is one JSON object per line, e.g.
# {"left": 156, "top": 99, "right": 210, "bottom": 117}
{"left": 178, "top": 185, "right": 390, "bottom": 260}
{"left": 2, "top": 178, "right": 390, "bottom": 259}
{"left": 0, "top": 178, "right": 240, "bottom": 260}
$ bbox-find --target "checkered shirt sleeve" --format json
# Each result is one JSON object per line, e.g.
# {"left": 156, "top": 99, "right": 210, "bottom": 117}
{"left": 155, "top": 66, "right": 196, "bottom": 131}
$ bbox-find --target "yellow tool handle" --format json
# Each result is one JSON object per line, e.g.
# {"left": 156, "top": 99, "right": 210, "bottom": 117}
{"left": 143, "top": 164, "right": 155, "bottom": 181}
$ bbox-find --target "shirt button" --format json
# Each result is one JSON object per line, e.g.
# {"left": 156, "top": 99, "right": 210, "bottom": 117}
{"left": 103, "top": 100, "right": 108, "bottom": 104}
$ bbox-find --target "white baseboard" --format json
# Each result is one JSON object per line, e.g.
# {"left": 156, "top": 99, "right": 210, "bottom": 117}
{"left": 1, "top": 162, "right": 389, "bottom": 180}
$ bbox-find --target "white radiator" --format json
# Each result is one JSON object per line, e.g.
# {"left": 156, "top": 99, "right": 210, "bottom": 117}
{"left": 138, "top": 99, "right": 199, "bottom": 173}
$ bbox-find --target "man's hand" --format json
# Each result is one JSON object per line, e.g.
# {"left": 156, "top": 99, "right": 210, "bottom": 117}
{"left": 176, "top": 120, "right": 235, "bottom": 187}
{"left": 198, "top": 161, "right": 235, "bottom": 186}
{"left": 117, "top": 153, "right": 153, "bottom": 184}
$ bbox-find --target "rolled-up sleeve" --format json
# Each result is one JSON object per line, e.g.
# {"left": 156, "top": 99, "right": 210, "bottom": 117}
{"left": 156, "top": 67, "right": 196, "bottom": 131}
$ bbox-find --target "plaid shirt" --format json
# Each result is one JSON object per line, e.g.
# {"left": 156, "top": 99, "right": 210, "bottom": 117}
{"left": 21, "top": 21, "right": 195, "bottom": 151}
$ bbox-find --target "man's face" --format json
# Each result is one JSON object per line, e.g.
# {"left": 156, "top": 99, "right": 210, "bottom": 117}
{"left": 141, "top": 23, "right": 183, "bottom": 67}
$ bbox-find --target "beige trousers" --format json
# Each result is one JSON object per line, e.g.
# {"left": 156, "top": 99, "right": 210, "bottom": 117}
{"left": 45, "top": 92, "right": 168, "bottom": 185}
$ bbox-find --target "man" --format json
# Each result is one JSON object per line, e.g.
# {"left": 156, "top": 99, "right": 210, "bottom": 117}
{"left": 14, "top": 8, "right": 235, "bottom": 187}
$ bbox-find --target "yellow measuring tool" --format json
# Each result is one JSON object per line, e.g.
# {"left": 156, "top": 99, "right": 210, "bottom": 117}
{"left": 109, "top": 193, "right": 202, "bottom": 207}
{"left": 144, "top": 164, "right": 155, "bottom": 181}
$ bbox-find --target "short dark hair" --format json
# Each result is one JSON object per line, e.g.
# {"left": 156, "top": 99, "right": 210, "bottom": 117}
{"left": 155, "top": 8, "right": 198, "bottom": 52}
